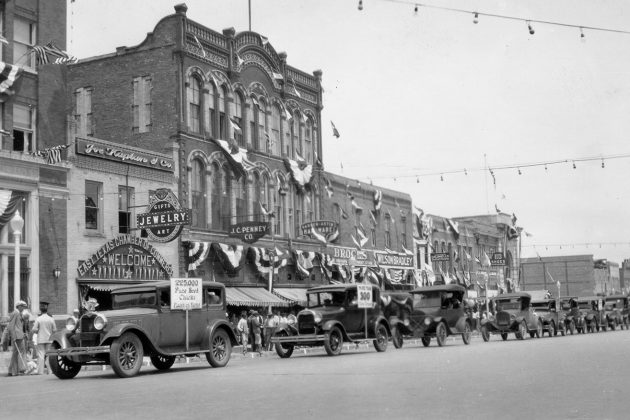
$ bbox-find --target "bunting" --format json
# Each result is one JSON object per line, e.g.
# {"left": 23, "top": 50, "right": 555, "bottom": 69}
{"left": 30, "top": 42, "right": 77, "bottom": 65}
{"left": 212, "top": 138, "right": 255, "bottom": 180}
{"left": 30, "top": 143, "right": 71, "bottom": 164}
{"left": 0, "top": 61, "right": 23, "bottom": 95}
{"left": 283, "top": 156, "right": 313, "bottom": 193}
{"left": 311, "top": 226, "right": 328, "bottom": 245}
{"left": 187, "top": 241, "right": 211, "bottom": 271}
{"left": 212, "top": 243, "right": 246, "bottom": 275}
{"left": 373, "top": 189, "right": 383, "bottom": 212}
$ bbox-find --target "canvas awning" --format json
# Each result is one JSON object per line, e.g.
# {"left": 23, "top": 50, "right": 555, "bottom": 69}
{"left": 225, "top": 287, "right": 291, "bottom": 307}
{"left": 273, "top": 288, "right": 308, "bottom": 306}
{"left": 78, "top": 282, "right": 135, "bottom": 292}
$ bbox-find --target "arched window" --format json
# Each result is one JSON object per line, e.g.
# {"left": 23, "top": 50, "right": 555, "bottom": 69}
{"left": 221, "top": 166, "right": 231, "bottom": 230}
{"left": 253, "top": 173, "right": 262, "bottom": 222}
{"left": 305, "top": 194, "right": 313, "bottom": 223}
{"left": 294, "top": 191, "right": 303, "bottom": 237}
{"left": 287, "top": 185, "right": 294, "bottom": 237}
{"left": 248, "top": 98, "right": 256, "bottom": 148}
{"left": 271, "top": 104, "right": 281, "bottom": 155}
{"left": 207, "top": 82, "right": 216, "bottom": 137}
{"left": 219, "top": 86, "right": 228, "bottom": 139}
{"left": 234, "top": 92, "right": 244, "bottom": 146}
{"left": 236, "top": 176, "right": 247, "bottom": 223}
{"left": 291, "top": 113, "right": 300, "bottom": 158}
{"left": 262, "top": 174, "right": 270, "bottom": 217}
{"left": 191, "top": 159, "right": 206, "bottom": 228}
{"left": 283, "top": 109, "right": 292, "bottom": 156}
{"left": 187, "top": 75, "right": 201, "bottom": 133}
{"left": 258, "top": 99, "right": 268, "bottom": 152}
{"left": 385, "top": 213, "right": 392, "bottom": 249}
{"left": 305, "top": 118, "right": 313, "bottom": 163}
{"left": 210, "top": 163, "right": 222, "bottom": 230}
{"left": 312, "top": 124, "right": 319, "bottom": 163}
{"left": 275, "top": 185, "right": 285, "bottom": 236}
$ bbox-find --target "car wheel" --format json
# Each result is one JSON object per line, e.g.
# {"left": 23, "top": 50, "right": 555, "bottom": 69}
{"left": 601, "top": 323, "right": 607, "bottom": 332}
{"left": 517, "top": 322, "right": 527, "bottom": 340}
{"left": 569, "top": 321, "right": 576, "bottom": 335}
{"left": 462, "top": 322, "right": 472, "bottom": 345}
{"left": 150, "top": 354, "right": 176, "bottom": 370}
{"left": 548, "top": 321, "right": 556, "bottom": 337}
{"left": 435, "top": 322, "right": 448, "bottom": 347}
{"left": 535, "top": 320, "right": 543, "bottom": 338}
{"left": 392, "top": 326, "right": 404, "bottom": 349}
{"left": 559, "top": 323, "right": 566, "bottom": 336}
{"left": 274, "top": 331, "right": 294, "bottom": 359}
{"left": 49, "top": 344, "right": 81, "bottom": 380}
{"left": 500, "top": 332, "right": 509, "bottom": 341}
{"left": 373, "top": 323, "right": 388, "bottom": 352}
{"left": 205, "top": 329, "right": 231, "bottom": 368}
{"left": 480, "top": 325, "right": 490, "bottom": 342}
{"left": 324, "top": 326, "right": 343, "bottom": 356}
{"left": 110, "top": 332, "right": 144, "bottom": 378}
{"left": 421, "top": 336, "right": 431, "bottom": 347}
{"left": 610, "top": 320, "right": 616, "bottom": 331}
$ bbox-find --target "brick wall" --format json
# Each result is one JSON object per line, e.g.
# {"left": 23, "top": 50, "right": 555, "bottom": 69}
{"left": 520, "top": 256, "right": 595, "bottom": 297}
{"left": 38, "top": 195, "right": 67, "bottom": 315}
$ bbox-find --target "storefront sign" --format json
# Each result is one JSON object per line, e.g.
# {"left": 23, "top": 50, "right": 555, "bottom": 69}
{"left": 301, "top": 221, "right": 338, "bottom": 238}
{"left": 228, "top": 221, "right": 269, "bottom": 244}
{"left": 137, "top": 189, "right": 191, "bottom": 243}
{"left": 490, "top": 252, "right": 506, "bottom": 266}
{"left": 374, "top": 251, "right": 414, "bottom": 268}
{"left": 171, "top": 278, "right": 202, "bottom": 310}
{"left": 77, "top": 234, "right": 173, "bottom": 280}
{"left": 76, "top": 138, "right": 174, "bottom": 172}
{"left": 329, "top": 245, "right": 373, "bottom": 266}
{"left": 430, "top": 252, "right": 450, "bottom": 262}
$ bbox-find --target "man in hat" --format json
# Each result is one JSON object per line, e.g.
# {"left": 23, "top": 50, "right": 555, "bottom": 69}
{"left": 6, "top": 300, "right": 28, "bottom": 376}
{"left": 32, "top": 301, "right": 57, "bottom": 375}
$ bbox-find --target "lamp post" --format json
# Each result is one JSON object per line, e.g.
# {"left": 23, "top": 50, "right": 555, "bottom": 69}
{"left": 53, "top": 266, "right": 61, "bottom": 280}
{"left": 10, "top": 210, "right": 24, "bottom": 308}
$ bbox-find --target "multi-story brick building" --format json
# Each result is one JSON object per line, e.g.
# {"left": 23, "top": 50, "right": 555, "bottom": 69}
{"left": 520, "top": 255, "right": 596, "bottom": 297}
{"left": 0, "top": 0, "right": 68, "bottom": 318}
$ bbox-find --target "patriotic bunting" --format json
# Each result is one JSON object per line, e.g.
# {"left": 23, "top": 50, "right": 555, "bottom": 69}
{"left": 187, "top": 241, "right": 211, "bottom": 271}
{"left": 212, "top": 243, "right": 246, "bottom": 275}
{"left": 373, "top": 189, "right": 382, "bottom": 212}
{"left": 0, "top": 61, "right": 23, "bottom": 95}
{"left": 283, "top": 156, "right": 313, "bottom": 193}
{"left": 212, "top": 138, "right": 255, "bottom": 180}
{"left": 30, "top": 143, "right": 71, "bottom": 164}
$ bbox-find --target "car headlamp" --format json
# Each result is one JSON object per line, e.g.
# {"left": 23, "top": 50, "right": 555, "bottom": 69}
{"left": 93, "top": 314, "right": 107, "bottom": 331}
{"left": 66, "top": 317, "right": 76, "bottom": 331}
{"left": 423, "top": 317, "right": 431, "bottom": 326}
{"left": 314, "top": 313, "right": 322, "bottom": 324}
{"left": 510, "top": 314, "right": 516, "bottom": 320}
{"left": 403, "top": 318, "right": 410, "bottom": 327}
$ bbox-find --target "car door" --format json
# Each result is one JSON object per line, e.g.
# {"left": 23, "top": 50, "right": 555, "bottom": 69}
{"left": 158, "top": 287, "right": 186, "bottom": 350}
{"left": 344, "top": 288, "right": 364, "bottom": 334}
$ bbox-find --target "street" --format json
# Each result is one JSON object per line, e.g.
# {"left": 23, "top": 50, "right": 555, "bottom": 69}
{"left": 2, "top": 329, "right": 630, "bottom": 420}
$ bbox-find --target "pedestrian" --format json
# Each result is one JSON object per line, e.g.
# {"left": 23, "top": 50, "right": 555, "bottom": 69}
{"left": 6, "top": 300, "right": 28, "bottom": 376}
{"left": 237, "top": 311, "right": 249, "bottom": 354}
{"left": 247, "top": 309, "right": 255, "bottom": 351}
{"left": 32, "top": 301, "right": 57, "bottom": 375}
{"left": 264, "top": 311, "right": 278, "bottom": 351}
{"left": 251, "top": 310, "right": 263, "bottom": 355}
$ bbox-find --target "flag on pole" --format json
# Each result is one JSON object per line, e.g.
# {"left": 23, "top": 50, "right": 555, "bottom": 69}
{"left": 229, "top": 117, "right": 242, "bottom": 135}
{"left": 30, "top": 143, "right": 72, "bottom": 164}
{"left": 311, "top": 226, "right": 328, "bottom": 245}
{"left": 331, "top": 121, "right": 340, "bottom": 138}
{"left": 290, "top": 77, "right": 301, "bottom": 98}
{"left": 193, "top": 35, "right": 207, "bottom": 58}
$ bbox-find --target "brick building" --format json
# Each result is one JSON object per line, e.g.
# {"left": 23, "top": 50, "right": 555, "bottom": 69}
{"left": 520, "top": 255, "right": 596, "bottom": 297}
{"left": 0, "top": 0, "right": 68, "bottom": 318}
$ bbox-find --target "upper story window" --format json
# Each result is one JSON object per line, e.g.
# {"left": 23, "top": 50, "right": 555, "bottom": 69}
{"left": 384, "top": 214, "right": 392, "bottom": 249}
{"left": 85, "top": 180, "right": 102, "bottom": 231}
{"left": 118, "top": 186, "right": 134, "bottom": 234}
{"left": 401, "top": 216, "right": 407, "bottom": 248}
{"left": 13, "top": 17, "right": 36, "bottom": 70}
{"left": 132, "top": 76, "right": 152, "bottom": 134}
{"left": 74, "top": 87, "right": 94, "bottom": 136}
{"left": 258, "top": 99, "right": 268, "bottom": 152}
{"left": 219, "top": 86, "right": 228, "bottom": 139}
{"left": 247, "top": 99, "right": 256, "bottom": 148}
{"left": 304, "top": 118, "right": 313, "bottom": 163}
{"left": 210, "top": 163, "right": 222, "bottom": 230}
{"left": 271, "top": 104, "right": 281, "bottom": 155}
{"left": 187, "top": 75, "right": 201, "bottom": 133}
{"left": 234, "top": 92, "right": 244, "bottom": 146}
{"left": 191, "top": 159, "right": 206, "bottom": 228}
{"left": 13, "top": 103, "right": 34, "bottom": 152}
{"left": 291, "top": 114, "right": 300, "bottom": 158}
{"left": 283, "top": 110, "right": 292, "bottom": 156}
{"left": 207, "top": 83, "right": 216, "bottom": 137}
{"left": 236, "top": 177, "right": 247, "bottom": 223}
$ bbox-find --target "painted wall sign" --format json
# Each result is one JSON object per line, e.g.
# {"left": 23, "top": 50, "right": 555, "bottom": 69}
{"left": 228, "top": 221, "right": 269, "bottom": 244}
{"left": 77, "top": 234, "right": 173, "bottom": 280}
{"left": 137, "top": 189, "right": 191, "bottom": 243}
{"left": 301, "top": 220, "right": 338, "bottom": 237}
{"left": 430, "top": 252, "right": 451, "bottom": 262}
{"left": 75, "top": 138, "right": 174, "bottom": 172}
{"left": 328, "top": 245, "right": 373, "bottom": 266}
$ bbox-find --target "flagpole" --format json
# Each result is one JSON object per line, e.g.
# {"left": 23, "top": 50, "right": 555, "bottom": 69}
{"left": 248, "top": 0, "right": 252, "bottom": 31}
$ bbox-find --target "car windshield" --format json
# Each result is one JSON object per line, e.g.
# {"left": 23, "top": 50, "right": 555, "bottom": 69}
{"left": 413, "top": 291, "right": 441, "bottom": 308}
{"left": 604, "top": 303, "right": 616, "bottom": 310}
{"left": 307, "top": 291, "right": 346, "bottom": 308}
{"left": 112, "top": 291, "right": 156, "bottom": 309}
{"left": 577, "top": 302, "right": 592, "bottom": 310}
{"left": 531, "top": 303, "right": 549, "bottom": 310}
{"left": 560, "top": 301, "right": 573, "bottom": 310}
{"left": 494, "top": 299, "right": 521, "bottom": 311}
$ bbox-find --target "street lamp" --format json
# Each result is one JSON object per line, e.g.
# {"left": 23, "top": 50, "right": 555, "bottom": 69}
{"left": 9, "top": 210, "right": 24, "bottom": 308}
{"left": 53, "top": 266, "right": 61, "bottom": 280}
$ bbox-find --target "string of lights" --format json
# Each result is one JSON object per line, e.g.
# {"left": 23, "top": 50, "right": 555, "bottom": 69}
{"left": 359, "top": 0, "right": 630, "bottom": 38}
{"left": 524, "top": 242, "right": 630, "bottom": 249}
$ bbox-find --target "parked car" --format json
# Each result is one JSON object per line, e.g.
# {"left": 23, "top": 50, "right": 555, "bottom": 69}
{"left": 558, "top": 296, "right": 580, "bottom": 334}
{"left": 47, "top": 281, "right": 237, "bottom": 379}
{"left": 271, "top": 284, "right": 391, "bottom": 357}
{"left": 531, "top": 298, "right": 560, "bottom": 337}
{"left": 381, "top": 290, "right": 414, "bottom": 348}
{"left": 480, "top": 292, "right": 542, "bottom": 341}
{"left": 576, "top": 296, "right": 606, "bottom": 333}
{"left": 604, "top": 295, "right": 630, "bottom": 330}
{"left": 404, "top": 284, "right": 474, "bottom": 347}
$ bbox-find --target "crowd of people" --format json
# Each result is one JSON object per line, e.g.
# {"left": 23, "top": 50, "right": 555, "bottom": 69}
{"left": 233, "top": 309, "right": 298, "bottom": 355}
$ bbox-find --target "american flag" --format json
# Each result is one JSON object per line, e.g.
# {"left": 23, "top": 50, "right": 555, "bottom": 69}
{"left": 31, "top": 143, "right": 72, "bottom": 164}
{"left": 31, "top": 42, "right": 77, "bottom": 65}
{"left": 0, "top": 61, "right": 22, "bottom": 95}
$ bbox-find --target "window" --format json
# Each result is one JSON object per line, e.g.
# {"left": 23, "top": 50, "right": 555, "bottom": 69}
{"left": 85, "top": 181, "right": 102, "bottom": 230}
{"left": 187, "top": 75, "right": 201, "bottom": 133}
{"left": 291, "top": 115, "right": 300, "bottom": 158}
{"left": 257, "top": 99, "right": 268, "bottom": 152}
{"left": 210, "top": 163, "right": 222, "bottom": 230}
{"left": 206, "top": 288, "right": 223, "bottom": 306}
{"left": 13, "top": 17, "right": 36, "bottom": 70}
{"left": 236, "top": 177, "right": 247, "bottom": 223}
{"left": 234, "top": 92, "right": 244, "bottom": 146}
{"left": 274, "top": 186, "right": 284, "bottom": 235}
{"left": 287, "top": 186, "right": 294, "bottom": 237}
{"left": 132, "top": 76, "right": 152, "bottom": 133}
{"left": 208, "top": 83, "right": 216, "bottom": 137}
{"left": 304, "top": 118, "right": 313, "bottom": 163}
{"left": 384, "top": 214, "right": 392, "bottom": 249}
{"left": 283, "top": 110, "right": 292, "bottom": 156}
{"left": 248, "top": 99, "right": 256, "bottom": 148}
{"left": 252, "top": 173, "right": 262, "bottom": 222}
{"left": 13, "top": 104, "right": 34, "bottom": 152}
{"left": 118, "top": 186, "right": 134, "bottom": 234}
{"left": 74, "top": 87, "right": 94, "bottom": 136}
{"left": 219, "top": 86, "right": 227, "bottom": 139}
{"left": 271, "top": 104, "right": 281, "bottom": 155}
{"left": 191, "top": 159, "right": 206, "bottom": 228}
{"left": 295, "top": 192, "right": 303, "bottom": 237}
{"left": 306, "top": 193, "right": 314, "bottom": 222}
{"left": 401, "top": 216, "right": 407, "bottom": 248}
{"left": 221, "top": 167, "right": 231, "bottom": 230}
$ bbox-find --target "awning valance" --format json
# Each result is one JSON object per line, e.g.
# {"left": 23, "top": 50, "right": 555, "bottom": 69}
{"left": 273, "top": 288, "right": 308, "bottom": 306}
{"left": 226, "top": 287, "right": 291, "bottom": 307}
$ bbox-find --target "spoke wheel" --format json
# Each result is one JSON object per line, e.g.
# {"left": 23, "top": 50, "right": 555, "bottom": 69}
{"left": 110, "top": 332, "right": 144, "bottom": 378}
{"left": 392, "top": 326, "right": 404, "bottom": 349}
{"left": 480, "top": 325, "right": 490, "bottom": 342}
{"left": 150, "top": 354, "right": 176, "bottom": 370}
{"left": 517, "top": 322, "right": 527, "bottom": 340}
{"left": 49, "top": 344, "right": 81, "bottom": 380}
{"left": 548, "top": 322, "right": 556, "bottom": 337}
{"left": 373, "top": 324, "right": 388, "bottom": 352}
{"left": 462, "top": 322, "right": 472, "bottom": 345}
{"left": 274, "top": 331, "right": 294, "bottom": 359}
{"left": 324, "top": 326, "right": 343, "bottom": 356}
{"left": 435, "top": 322, "right": 448, "bottom": 347}
{"left": 535, "top": 320, "right": 543, "bottom": 338}
{"left": 206, "top": 329, "right": 231, "bottom": 368}
{"left": 421, "top": 336, "right": 431, "bottom": 347}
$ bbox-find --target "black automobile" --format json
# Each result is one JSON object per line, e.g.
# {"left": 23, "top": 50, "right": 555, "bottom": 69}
{"left": 558, "top": 296, "right": 580, "bottom": 334}
{"left": 576, "top": 296, "right": 606, "bottom": 333}
{"left": 531, "top": 299, "right": 560, "bottom": 337}
{"left": 480, "top": 292, "right": 543, "bottom": 341}
{"left": 604, "top": 295, "right": 630, "bottom": 330}
{"left": 271, "top": 284, "right": 391, "bottom": 357}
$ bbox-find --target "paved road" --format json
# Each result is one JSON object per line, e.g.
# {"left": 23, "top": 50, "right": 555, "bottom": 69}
{"left": 1, "top": 330, "right": 630, "bottom": 420}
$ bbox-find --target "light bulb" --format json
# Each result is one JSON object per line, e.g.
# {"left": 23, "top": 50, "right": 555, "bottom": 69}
{"left": 527, "top": 22, "right": 535, "bottom": 35}
{"left": 358, "top": 0, "right": 363, "bottom": 11}
{"left": 473, "top": 12, "right": 479, "bottom": 24}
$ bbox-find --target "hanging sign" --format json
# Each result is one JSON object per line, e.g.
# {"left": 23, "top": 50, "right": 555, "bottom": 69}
{"left": 430, "top": 253, "right": 450, "bottom": 262}
{"left": 137, "top": 188, "right": 191, "bottom": 243}
{"left": 301, "top": 221, "right": 338, "bottom": 239}
{"left": 228, "top": 221, "right": 269, "bottom": 244}
{"left": 490, "top": 252, "right": 506, "bottom": 266}
{"left": 171, "top": 278, "right": 202, "bottom": 310}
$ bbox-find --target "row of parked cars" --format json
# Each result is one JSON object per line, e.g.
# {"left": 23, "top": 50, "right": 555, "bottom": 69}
{"left": 45, "top": 280, "right": 630, "bottom": 379}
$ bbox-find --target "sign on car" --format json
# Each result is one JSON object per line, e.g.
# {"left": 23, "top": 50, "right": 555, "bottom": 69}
{"left": 171, "top": 278, "right": 202, "bottom": 310}
{"left": 357, "top": 284, "right": 373, "bottom": 308}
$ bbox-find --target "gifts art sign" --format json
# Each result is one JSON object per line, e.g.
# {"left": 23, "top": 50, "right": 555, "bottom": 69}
{"left": 137, "top": 189, "right": 191, "bottom": 243}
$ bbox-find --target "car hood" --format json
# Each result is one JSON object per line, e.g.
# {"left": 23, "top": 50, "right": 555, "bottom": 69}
{"left": 93, "top": 307, "right": 158, "bottom": 318}
{"left": 301, "top": 307, "right": 346, "bottom": 318}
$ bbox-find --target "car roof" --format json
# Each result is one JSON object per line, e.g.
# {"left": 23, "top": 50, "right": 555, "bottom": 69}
{"left": 111, "top": 280, "right": 225, "bottom": 294}
{"left": 558, "top": 296, "right": 578, "bottom": 300}
{"left": 577, "top": 296, "right": 603, "bottom": 301}
{"left": 307, "top": 284, "right": 378, "bottom": 293}
{"left": 531, "top": 299, "right": 554, "bottom": 304}
{"left": 410, "top": 284, "right": 466, "bottom": 294}
{"left": 493, "top": 292, "right": 531, "bottom": 300}
{"left": 605, "top": 295, "right": 628, "bottom": 300}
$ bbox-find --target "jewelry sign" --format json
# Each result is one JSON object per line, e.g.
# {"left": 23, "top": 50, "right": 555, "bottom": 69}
{"left": 137, "top": 189, "right": 191, "bottom": 243}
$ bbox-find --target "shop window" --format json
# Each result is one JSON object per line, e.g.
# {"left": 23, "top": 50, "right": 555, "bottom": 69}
{"left": 13, "top": 103, "right": 34, "bottom": 152}
{"left": 85, "top": 180, "right": 102, "bottom": 230}
{"left": 118, "top": 185, "right": 134, "bottom": 234}
{"left": 132, "top": 76, "right": 152, "bottom": 133}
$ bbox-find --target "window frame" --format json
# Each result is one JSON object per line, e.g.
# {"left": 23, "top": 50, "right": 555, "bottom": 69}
{"left": 85, "top": 180, "right": 102, "bottom": 231}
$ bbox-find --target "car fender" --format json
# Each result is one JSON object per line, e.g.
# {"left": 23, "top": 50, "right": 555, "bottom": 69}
{"left": 99, "top": 323, "right": 155, "bottom": 351}
{"left": 49, "top": 328, "right": 74, "bottom": 350}
{"left": 273, "top": 324, "right": 296, "bottom": 337}
{"left": 201, "top": 319, "right": 238, "bottom": 349}
{"left": 454, "top": 317, "right": 471, "bottom": 333}
{"left": 322, "top": 320, "right": 348, "bottom": 339}
{"left": 373, "top": 315, "right": 392, "bottom": 336}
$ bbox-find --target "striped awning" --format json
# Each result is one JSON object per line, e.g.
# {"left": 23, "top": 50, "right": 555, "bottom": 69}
{"left": 225, "top": 287, "right": 291, "bottom": 307}
{"left": 273, "top": 288, "right": 307, "bottom": 306}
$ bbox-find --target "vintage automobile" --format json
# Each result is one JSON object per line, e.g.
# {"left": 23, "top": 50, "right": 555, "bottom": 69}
{"left": 576, "top": 296, "right": 606, "bottom": 333}
{"left": 47, "top": 281, "right": 237, "bottom": 379}
{"left": 271, "top": 284, "right": 391, "bottom": 357}
{"left": 531, "top": 298, "right": 561, "bottom": 337}
{"left": 403, "top": 284, "right": 474, "bottom": 347}
{"left": 381, "top": 290, "right": 413, "bottom": 349}
{"left": 604, "top": 295, "right": 630, "bottom": 330}
{"left": 558, "top": 296, "right": 581, "bottom": 334}
{"left": 480, "top": 292, "right": 542, "bottom": 341}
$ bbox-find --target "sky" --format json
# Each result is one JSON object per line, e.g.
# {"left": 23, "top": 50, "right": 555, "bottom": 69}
{"left": 67, "top": 0, "right": 630, "bottom": 265}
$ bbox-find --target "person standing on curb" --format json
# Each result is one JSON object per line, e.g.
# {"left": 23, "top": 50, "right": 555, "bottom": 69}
{"left": 6, "top": 300, "right": 28, "bottom": 376}
{"left": 251, "top": 310, "right": 263, "bottom": 356}
{"left": 32, "top": 301, "right": 57, "bottom": 375}
{"left": 237, "top": 311, "right": 249, "bottom": 354}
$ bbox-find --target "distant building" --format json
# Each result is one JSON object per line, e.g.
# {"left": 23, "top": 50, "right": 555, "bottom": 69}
{"left": 619, "top": 259, "right": 630, "bottom": 293}
{"left": 593, "top": 259, "right": 620, "bottom": 295}
{"left": 520, "top": 255, "right": 597, "bottom": 297}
